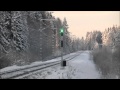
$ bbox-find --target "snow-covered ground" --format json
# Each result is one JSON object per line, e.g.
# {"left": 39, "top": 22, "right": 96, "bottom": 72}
{"left": 0, "top": 51, "right": 80, "bottom": 73}
{"left": 24, "top": 51, "right": 101, "bottom": 79}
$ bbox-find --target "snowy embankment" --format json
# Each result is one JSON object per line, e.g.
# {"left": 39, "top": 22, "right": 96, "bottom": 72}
{"left": 0, "top": 51, "right": 81, "bottom": 73}
{"left": 24, "top": 51, "right": 101, "bottom": 79}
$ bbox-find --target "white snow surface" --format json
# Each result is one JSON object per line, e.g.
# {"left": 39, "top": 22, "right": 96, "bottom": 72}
{"left": 0, "top": 51, "right": 81, "bottom": 73}
{"left": 24, "top": 51, "right": 101, "bottom": 79}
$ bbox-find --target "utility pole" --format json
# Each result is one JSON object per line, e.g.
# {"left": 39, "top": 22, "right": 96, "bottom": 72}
{"left": 119, "top": 11, "right": 120, "bottom": 27}
{"left": 40, "top": 17, "right": 56, "bottom": 61}
{"left": 50, "top": 18, "right": 56, "bottom": 58}
{"left": 39, "top": 19, "right": 42, "bottom": 61}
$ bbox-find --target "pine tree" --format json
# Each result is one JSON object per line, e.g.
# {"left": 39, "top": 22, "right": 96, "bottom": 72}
{"left": 0, "top": 11, "right": 12, "bottom": 54}
{"left": 11, "top": 11, "right": 28, "bottom": 51}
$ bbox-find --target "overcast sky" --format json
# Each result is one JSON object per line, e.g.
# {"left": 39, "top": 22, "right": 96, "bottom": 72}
{"left": 52, "top": 11, "right": 119, "bottom": 38}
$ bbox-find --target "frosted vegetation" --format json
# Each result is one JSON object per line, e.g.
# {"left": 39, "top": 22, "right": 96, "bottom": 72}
{"left": 0, "top": 11, "right": 83, "bottom": 69}
{"left": 92, "top": 26, "right": 120, "bottom": 79}
{"left": 0, "top": 11, "right": 120, "bottom": 79}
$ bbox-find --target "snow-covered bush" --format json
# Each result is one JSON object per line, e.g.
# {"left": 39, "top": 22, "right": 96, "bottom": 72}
{"left": 92, "top": 47, "right": 120, "bottom": 79}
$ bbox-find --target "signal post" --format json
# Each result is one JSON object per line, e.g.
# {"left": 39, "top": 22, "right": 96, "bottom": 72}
{"left": 60, "top": 28, "right": 66, "bottom": 67}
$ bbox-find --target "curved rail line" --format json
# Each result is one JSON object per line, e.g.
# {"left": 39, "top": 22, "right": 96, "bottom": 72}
{"left": 0, "top": 51, "right": 82, "bottom": 79}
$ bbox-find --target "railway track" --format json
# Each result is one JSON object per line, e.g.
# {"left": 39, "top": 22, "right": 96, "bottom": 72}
{"left": 0, "top": 51, "right": 82, "bottom": 79}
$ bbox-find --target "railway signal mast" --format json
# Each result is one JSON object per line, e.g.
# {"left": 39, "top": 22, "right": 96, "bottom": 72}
{"left": 60, "top": 28, "right": 66, "bottom": 67}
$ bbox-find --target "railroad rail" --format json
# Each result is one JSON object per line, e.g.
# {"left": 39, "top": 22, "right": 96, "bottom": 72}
{"left": 0, "top": 51, "right": 82, "bottom": 79}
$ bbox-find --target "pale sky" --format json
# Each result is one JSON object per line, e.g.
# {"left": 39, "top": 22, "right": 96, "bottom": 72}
{"left": 52, "top": 11, "right": 119, "bottom": 38}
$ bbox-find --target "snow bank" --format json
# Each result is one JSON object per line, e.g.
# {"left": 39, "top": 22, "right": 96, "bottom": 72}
{"left": 0, "top": 51, "right": 81, "bottom": 73}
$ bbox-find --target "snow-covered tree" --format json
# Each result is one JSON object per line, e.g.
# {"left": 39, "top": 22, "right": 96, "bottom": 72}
{"left": 63, "top": 17, "right": 69, "bottom": 54}
{"left": 102, "top": 25, "right": 120, "bottom": 50}
{"left": 11, "top": 11, "right": 28, "bottom": 51}
{"left": 84, "top": 31, "right": 102, "bottom": 50}
{"left": 0, "top": 11, "right": 12, "bottom": 54}
{"left": 1, "top": 11, "right": 82, "bottom": 68}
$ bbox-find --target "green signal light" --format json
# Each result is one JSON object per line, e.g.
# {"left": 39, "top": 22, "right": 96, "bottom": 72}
{"left": 60, "top": 28, "right": 64, "bottom": 36}
{"left": 60, "top": 28, "right": 64, "bottom": 33}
